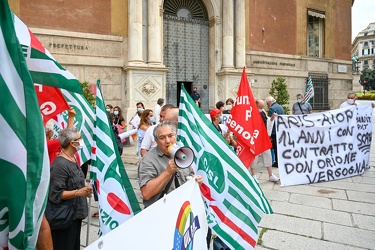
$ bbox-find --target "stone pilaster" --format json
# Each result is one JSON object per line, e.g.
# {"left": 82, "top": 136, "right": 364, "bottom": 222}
{"left": 222, "top": 0, "right": 234, "bottom": 68}
{"left": 128, "top": 0, "right": 143, "bottom": 63}
{"left": 147, "top": 1, "right": 162, "bottom": 64}
{"left": 235, "top": 0, "right": 246, "bottom": 69}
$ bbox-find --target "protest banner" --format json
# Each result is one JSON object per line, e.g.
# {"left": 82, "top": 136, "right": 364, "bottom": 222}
{"left": 277, "top": 105, "right": 374, "bottom": 186}
{"left": 84, "top": 179, "right": 207, "bottom": 250}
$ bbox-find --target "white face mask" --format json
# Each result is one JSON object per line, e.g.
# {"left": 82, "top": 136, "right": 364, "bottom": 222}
{"left": 149, "top": 116, "right": 155, "bottom": 124}
{"left": 73, "top": 140, "right": 84, "bottom": 151}
{"left": 347, "top": 99, "right": 355, "bottom": 105}
{"left": 226, "top": 104, "right": 232, "bottom": 110}
{"left": 114, "top": 111, "right": 119, "bottom": 116}
{"left": 106, "top": 108, "right": 110, "bottom": 112}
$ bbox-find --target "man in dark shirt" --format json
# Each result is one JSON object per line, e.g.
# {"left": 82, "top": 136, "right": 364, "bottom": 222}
{"left": 191, "top": 87, "right": 201, "bottom": 107}
{"left": 265, "top": 96, "right": 284, "bottom": 168}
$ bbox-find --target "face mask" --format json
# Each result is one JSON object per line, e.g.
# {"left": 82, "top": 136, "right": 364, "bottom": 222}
{"left": 106, "top": 108, "right": 110, "bottom": 112}
{"left": 347, "top": 99, "right": 355, "bottom": 105}
{"left": 73, "top": 140, "right": 83, "bottom": 151}
{"left": 137, "top": 108, "right": 144, "bottom": 112}
{"left": 114, "top": 111, "right": 119, "bottom": 115}
{"left": 226, "top": 104, "right": 232, "bottom": 110}
{"left": 297, "top": 99, "right": 302, "bottom": 103}
{"left": 149, "top": 117, "right": 155, "bottom": 124}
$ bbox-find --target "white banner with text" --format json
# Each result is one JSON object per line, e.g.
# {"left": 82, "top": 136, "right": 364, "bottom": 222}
{"left": 84, "top": 179, "right": 208, "bottom": 250}
{"left": 276, "top": 105, "right": 374, "bottom": 186}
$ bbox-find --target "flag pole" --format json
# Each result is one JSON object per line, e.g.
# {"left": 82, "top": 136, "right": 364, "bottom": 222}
{"left": 85, "top": 79, "right": 101, "bottom": 246}
{"left": 86, "top": 182, "right": 93, "bottom": 246}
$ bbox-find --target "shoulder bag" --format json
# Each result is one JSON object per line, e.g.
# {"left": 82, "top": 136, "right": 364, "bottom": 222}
{"left": 45, "top": 198, "right": 76, "bottom": 230}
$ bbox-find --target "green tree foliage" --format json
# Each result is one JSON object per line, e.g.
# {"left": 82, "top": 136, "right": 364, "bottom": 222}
{"left": 80, "top": 81, "right": 95, "bottom": 107}
{"left": 269, "top": 77, "right": 290, "bottom": 114}
{"left": 360, "top": 68, "right": 375, "bottom": 91}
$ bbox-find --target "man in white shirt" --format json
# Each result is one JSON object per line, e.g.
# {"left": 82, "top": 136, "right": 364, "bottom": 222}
{"left": 140, "top": 104, "right": 176, "bottom": 157}
{"left": 153, "top": 98, "right": 164, "bottom": 124}
{"left": 340, "top": 92, "right": 375, "bottom": 109}
{"left": 340, "top": 92, "right": 357, "bottom": 109}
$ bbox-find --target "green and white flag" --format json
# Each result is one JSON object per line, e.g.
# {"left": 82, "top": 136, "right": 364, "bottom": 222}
{"left": 178, "top": 85, "right": 272, "bottom": 249}
{"left": 13, "top": 13, "right": 82, "bottom": 93}
{"left": 303, "top": 76, "right": 314, "bottom": 103}
{"left": 91, "top": 79, "right": 141, "bottom": 236}
{"left": 0, "top": 1, "right": 49, "bottom": 248}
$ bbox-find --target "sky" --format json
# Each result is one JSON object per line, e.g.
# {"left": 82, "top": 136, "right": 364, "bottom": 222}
{"left": 352, "top": 0, "right": 375, "bottom": 42}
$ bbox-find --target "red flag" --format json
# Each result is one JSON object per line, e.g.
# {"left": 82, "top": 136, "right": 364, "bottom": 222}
{"left": 34, "top": 84, "right": 70, "bottom": 124}
{"left": 227, "top": 67, "right": 272, "bottom": 167}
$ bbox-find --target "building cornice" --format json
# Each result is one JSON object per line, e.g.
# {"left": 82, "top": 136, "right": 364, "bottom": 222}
{"left": 30, "top": 28, "right": 123, "bottom": 42}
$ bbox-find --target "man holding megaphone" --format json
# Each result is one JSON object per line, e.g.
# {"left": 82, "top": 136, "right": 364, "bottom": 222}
{"left": 138, "top": 121, "right": 202, "bottom": 208}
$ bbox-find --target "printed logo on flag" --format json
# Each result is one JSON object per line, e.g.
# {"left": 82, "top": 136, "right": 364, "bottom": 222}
{"left": 198, "top": 151, "right": 225, "bottom": 193}
{"left": 173, "top": 201, "right": 201, "bottom": 250}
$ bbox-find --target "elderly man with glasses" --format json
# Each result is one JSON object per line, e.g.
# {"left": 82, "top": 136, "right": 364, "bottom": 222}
{"left": 138, "top": 121, "right": 202, "bottom": 208}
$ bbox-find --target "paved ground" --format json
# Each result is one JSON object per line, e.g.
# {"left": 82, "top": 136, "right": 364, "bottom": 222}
{"left": 81, "top": 103, "right": 375, "bottom": 249}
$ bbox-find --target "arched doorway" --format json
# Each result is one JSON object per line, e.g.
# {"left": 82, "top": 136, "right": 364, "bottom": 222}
{"left": 163, "top": 0, "right": 209, "bottom": 113}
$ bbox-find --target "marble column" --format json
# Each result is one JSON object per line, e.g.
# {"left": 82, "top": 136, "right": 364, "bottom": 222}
{"left": 128, "top": 0, "right": 143, "bottom": 63}
{"left": 235, "top": 0, "right": 245, "bottom": 68}
{"left": 222, "top": 0, "right": 234, "bottom": 68}
{"left": 147, "top": 0, "right": 161, "bottom": 64}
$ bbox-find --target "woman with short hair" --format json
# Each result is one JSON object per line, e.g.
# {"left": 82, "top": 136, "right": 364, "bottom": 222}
{"left": 48, "top": 128, "right": 93, "bottom": 250}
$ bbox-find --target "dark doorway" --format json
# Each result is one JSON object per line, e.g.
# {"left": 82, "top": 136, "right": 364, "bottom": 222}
{"left": 177, "top": 81, "right": 193, "bottom": 107}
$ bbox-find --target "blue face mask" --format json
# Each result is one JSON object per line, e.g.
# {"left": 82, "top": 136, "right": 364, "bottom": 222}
{"left": 297, "top": 99, "right": 302, "bottom": 103}
{"left": 137, "top": 108, "right": 144, "bottom": 112}
{"left": 114, "top": 111, "right": 119, "bottom": 116}
{"left": 149, "top": 117, "right": 155, "bottom": 124}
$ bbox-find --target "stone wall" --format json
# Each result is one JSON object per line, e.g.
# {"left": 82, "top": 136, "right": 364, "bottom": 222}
{"left": 247, "top": 51, "right": 353, "bottom": 111}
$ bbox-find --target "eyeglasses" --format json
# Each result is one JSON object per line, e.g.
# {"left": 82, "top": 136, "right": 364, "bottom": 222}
{"left": 72, "top": 137, "right": 82, "bottom": 142}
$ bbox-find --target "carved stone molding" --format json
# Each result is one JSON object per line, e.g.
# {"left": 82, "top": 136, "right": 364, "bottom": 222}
{"left": 140, "top": 80, "right": 157, "bottom": 97}
{"left": 217, "top": 83, "right": 223, "bottom": 96}
{"left": 231, "top": 81, "right": 240, "bottom": 97}
{"left": 209, "top": 16, "right": 220, "bottom": 27}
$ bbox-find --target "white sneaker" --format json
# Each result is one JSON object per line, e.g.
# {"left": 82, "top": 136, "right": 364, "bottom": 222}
{"left": 269, "top": 174, "right": 280, "bottom": 182}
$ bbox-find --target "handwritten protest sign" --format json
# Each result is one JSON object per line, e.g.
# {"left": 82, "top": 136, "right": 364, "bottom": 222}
{"left": 276, "top": 105, "right": 374, "bottom": 186}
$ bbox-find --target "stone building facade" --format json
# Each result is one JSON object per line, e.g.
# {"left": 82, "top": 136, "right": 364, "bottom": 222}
{"left": 10, "top": 0, "right": 353, "bottom": 120}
